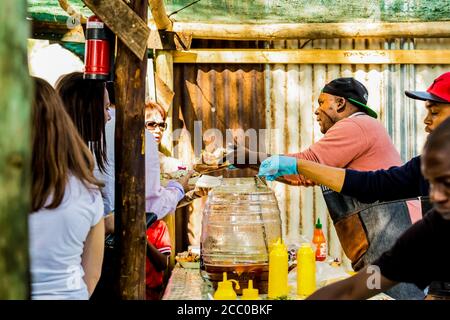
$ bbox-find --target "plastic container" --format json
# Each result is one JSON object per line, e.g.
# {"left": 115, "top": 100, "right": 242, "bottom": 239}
{"left": 201, "top": 177, "right": 282, "bottom": 294}
{"left": 297, "top": 243, "right": 316, "bottom": 297}
{"left": 213, "top": 272, "right": 240, "bottom": 300}
{"left": 312, "top": 218, "right": 327, "bottom": 261}
{"left": 242, "top": 280, "right": 259, "bottom": 300}
{"left": 268, "top": 238, "right": 289, "bottom": 299}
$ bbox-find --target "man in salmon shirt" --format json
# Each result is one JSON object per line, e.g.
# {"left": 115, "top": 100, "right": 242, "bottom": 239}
{"left": 227, "top": 77, "right": 423, "bottom": 299}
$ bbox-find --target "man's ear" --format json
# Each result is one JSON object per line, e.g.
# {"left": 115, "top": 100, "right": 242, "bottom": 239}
{"left": 336, "top": 97, "right": 346, "bottom": 112}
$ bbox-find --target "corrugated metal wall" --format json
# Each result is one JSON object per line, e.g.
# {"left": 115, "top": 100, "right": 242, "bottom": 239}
{"left": 173, "top": 38, "right": 450, "bottom": 269}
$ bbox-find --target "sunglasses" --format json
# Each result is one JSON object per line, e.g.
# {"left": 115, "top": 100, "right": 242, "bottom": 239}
{"left": 145, "top": 121, "right": 167, "bottom": 131}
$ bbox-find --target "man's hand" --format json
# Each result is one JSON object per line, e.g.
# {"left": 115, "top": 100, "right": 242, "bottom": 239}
{"left": 223, "top": 144, "right": 268, "bottom": 169}
{"left": 258, "top": 155, "right": 298, "bottom": 181}
{"left": 175, "top": 170, "right": 195, "bottom": 193}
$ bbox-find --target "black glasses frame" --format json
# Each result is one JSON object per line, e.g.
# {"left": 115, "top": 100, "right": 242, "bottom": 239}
{"left": 145, "top": 121, "right": 167, "bottom": 131}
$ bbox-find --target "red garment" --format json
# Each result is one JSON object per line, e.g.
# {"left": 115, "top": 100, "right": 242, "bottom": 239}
{"left": 146, "top": 220, "right": 171, "bottom": 288}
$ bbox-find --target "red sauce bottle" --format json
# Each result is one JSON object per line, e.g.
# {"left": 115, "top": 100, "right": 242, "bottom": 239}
{"left": 312, "top": 218, "right": 327, "bottom": 261}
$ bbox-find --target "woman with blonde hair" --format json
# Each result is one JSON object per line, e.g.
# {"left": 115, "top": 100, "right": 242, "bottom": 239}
{"left": 29, "top": 77, "right": 104, "bottom": 299}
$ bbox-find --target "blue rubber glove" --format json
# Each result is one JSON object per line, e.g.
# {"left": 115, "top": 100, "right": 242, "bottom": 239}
{"left": 258, "top": 155, "right": 298, "bottom": 181}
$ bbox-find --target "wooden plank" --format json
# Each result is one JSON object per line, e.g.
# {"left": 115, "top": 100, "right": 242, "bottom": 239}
{"left": 156, "top": 51, "right": 174, "bottom": 154}
{"left": 114, "top": 0, "right": 148, "bottom": 301}
{"left": 148, "top": 29, "right": 192, "bottom": 50}
{"left": 31, "top": 18, "right": 450, "bottom": 42}
{"left": 0, "top": 0, "right": 31, "bottom": 299}
{"left": 82, "top": 0, "right": 150, "bottom": 60}
{"left": 154, "top": 72, "right": 175, "bottom": 112}
{"left": 169, "top": 21, "right": 450, "bottom": 40}
{"left": 173, "top": 49, "right": 450, "bottom": 65}
{"left": 155, "top": 49, "right": 176, "bottom": 268}
{"left": 32, "top": 19, "right": 85, "bottom": 43}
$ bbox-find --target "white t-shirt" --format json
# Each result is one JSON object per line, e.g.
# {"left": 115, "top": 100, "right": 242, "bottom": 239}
{"left": 28, "top": 175, "right": 104, "bottom": 300}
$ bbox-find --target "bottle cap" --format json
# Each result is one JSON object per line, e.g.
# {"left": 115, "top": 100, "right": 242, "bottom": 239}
{"left": 271, "top": 237, "right": 287, "bottom": 252}
{"left": 242, "top": 280, "right": 259, "bottom": 300}
{"left": 315, "top": 218, "right": 322, "bottom": 229}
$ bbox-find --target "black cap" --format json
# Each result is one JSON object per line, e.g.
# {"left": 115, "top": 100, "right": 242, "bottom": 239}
{"left": 322, "top": 78, "right": 378, "bottom": 119}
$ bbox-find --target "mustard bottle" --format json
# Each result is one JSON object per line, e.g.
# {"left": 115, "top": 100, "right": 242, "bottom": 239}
{"left": 213, "top": 272, "right": 240, "bottom": 300}
{"left": 297, "top": 243, "right": 316, "bottom": 297}
{"left": 242, "top": 280, "right": 259, "bottom": 300}
{"left": 268, "top": 238, "right": 289, "bottom": 299}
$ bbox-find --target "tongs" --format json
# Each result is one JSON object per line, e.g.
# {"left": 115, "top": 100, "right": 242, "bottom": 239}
{"left": 254, "top": 174, "right": 267, "bottom": 188}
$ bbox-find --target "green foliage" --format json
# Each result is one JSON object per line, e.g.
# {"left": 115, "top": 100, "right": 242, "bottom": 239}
{"left": 0, "top": 0, "right": 32, "bottom": 299}
{"left": 28, "top": 0, "right": 450, "bottom": 24}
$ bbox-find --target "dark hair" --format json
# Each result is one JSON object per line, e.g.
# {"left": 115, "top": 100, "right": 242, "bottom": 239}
{"left": 55, "top": 72, "right": 108, "bottom": 173}
{"left": 32, "top": 77, "right": 103, "bottom": 212}
{"left": 106, "top": 81, "right": 115, "bottom": 105}
{"left": 423, "top": 117, "right": 450, "bottom": 155}
{"left": 145, "top": 101, "right": 167, "bottom": 121}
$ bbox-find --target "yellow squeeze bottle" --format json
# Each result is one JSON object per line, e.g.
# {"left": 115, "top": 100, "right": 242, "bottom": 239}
{"left": 268, "top": 238, "right": 289, "bottom": 299}
{"left": 242, "top": 280, "right": 259, "bottom": 300}
{"left": 214, "top": 272, "right": 240, "bottom": 300}
{"left": 297, "top": 243, "right": 316, "bottom": 297}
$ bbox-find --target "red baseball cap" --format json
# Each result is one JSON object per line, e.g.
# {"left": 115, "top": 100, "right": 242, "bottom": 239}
{"left": 405, "top": 72, "right": 450, "bottom": 104}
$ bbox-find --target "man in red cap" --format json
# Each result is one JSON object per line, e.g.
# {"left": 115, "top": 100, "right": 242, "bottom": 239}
{"left": 406, "top": 72, "right": 450, "bottom": 133}
{"left": 306, "top": 117, "right": 450, "bottom": 300}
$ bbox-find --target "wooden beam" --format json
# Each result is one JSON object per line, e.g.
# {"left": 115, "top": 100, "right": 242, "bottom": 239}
{"left": 148, "top": 0, "right": 172, "bottom": 31}
{"left": 114, "top": 0, "right": 148, "bottom": 300}
{"left": 155, "top": 48, "right": 176, "bottom": 269}
{"left": 173, "top": 49, "right": 450, "bottom": 65}
{"left": 32, "top": 19, "right": 85, "bottom": 43}
{"left": 148, "top": 29, "right": 192, "bottom": 50}
{"left": 57, "top": 0, "right": 87, "bottom": 24}
{"left": 31, "top": 19, "right": 450, "bottom": 43}
{"left": 166, "top": 21, "right": 450, "bottom": 40}
{"left": 82, "top": 0, "right": 150, "bottom": 60}
{"left": 0, "top": 0, "right": 31, "bottom": 299}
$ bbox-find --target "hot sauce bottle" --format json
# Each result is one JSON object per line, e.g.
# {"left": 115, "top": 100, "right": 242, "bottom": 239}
{"left": 312, "top": 218, "right": 327, "bottom": 261}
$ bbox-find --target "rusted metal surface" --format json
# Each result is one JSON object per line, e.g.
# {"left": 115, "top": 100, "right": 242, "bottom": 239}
{"left": 173, "top": 62, "right": 266, "bottom": 165}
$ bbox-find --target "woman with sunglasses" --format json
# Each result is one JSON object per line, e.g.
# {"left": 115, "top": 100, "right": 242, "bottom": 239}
{"left": 145, "top": 102, "right": 211, "bottom": 236}
{"left": 145, "top": 101, "right": 190, "bottom": 174}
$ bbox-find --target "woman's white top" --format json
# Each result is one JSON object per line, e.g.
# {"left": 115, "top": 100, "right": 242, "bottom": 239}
{"left": 28, "top": 175, "right": 103, "bottom": 300}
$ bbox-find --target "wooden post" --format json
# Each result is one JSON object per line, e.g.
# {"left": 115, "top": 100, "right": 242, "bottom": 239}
{"left": 157, "top": 46, "right": 177, "bottom": 270}
{"left": 114, "top": 0, "right": 148, "bottom": 300}
{"left": 0, "top": 0, "right": 31, "bottom": 299}
{"left": 150, "top": 0, "right": 177, "bottom": 269}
